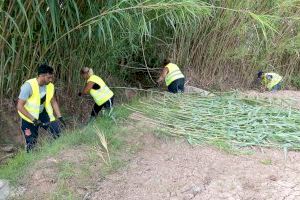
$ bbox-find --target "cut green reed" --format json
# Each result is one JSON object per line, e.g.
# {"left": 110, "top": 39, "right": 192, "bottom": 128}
{"left": 127, "top": 93, "right": 300, "bottom": 150}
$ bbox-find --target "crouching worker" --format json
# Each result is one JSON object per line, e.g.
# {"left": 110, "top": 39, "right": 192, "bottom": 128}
{"left": 17, "top": 64, "right": 66, "bottom": 152}
{"left": 257, "top": 71, "right": 283, "bottom": 92}
{"left": 78, "top": 67, "right": 114, "bottom": 122}
{"left": 156, "top": 59, "right": 185, "bottom": 93}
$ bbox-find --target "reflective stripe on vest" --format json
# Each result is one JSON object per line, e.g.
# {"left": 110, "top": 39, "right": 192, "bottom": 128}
{"left": 262, "top": 73, "right": 282, "bottom": 90}
{"left": 165, "top": 63, "right": 185, "bottom": 86}
{"left": 18, "top": 78, "right": 56, "bottom": 123}
{"left": 87, "top": 75, "right": 114, "bottom": 106}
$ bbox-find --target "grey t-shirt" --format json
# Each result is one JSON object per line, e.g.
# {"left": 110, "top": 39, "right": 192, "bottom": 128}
{"left": 18, "top": 82, "right": 46, "bottom": 112}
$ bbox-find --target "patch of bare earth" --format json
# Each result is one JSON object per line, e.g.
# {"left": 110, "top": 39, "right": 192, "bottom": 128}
{"left": 90, "top": 132, "right": 300, "bottom": 200}
{"left": 12, "top": 120, "right": 150, "bottom": 200}
{"left": 16, "top": 146, "right": 103, "bottom": 200}
{"left": 243, "top": 90, "right": 300, "bottom": 109}
{"left": 89, "top": 91, "right": 300, "bottom": 200}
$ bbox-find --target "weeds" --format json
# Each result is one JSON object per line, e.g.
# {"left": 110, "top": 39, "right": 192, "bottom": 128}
{"left": 291, "top": 75, "right": 300, "bottom": 89}
{"left": 0, "top": 105, "right": 131, "bottom": 184}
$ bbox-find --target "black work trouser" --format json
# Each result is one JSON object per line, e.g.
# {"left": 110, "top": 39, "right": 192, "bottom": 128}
{"left": 21, "top": 110, "right": 60, "bottom": 152}
{"left": 91, "top": 96, "right": 114, "bottom": 117}
{"left": 167, "top": 78, "right": 185, "bottom": 93}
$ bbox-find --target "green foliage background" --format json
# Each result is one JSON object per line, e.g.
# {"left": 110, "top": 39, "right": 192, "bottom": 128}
{"left": 1, "top": 0, "right": 300, "bottom": 98}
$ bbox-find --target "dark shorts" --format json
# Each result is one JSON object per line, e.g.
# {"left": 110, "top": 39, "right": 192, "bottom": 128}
{"left": 91, "top": 96, "right": 114, "bottom": 117}
{"left": 271, "top": 82, "right": 282, "bottom": 91}
{"left": 21, "top": 110, "right": 60, "bottom": 152}
{"left": 167, "top": 78, "right": 185, "bottom": 93}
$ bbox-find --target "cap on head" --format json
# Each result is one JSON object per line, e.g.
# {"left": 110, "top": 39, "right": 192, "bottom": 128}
{"left": 38, "top": 64, "right": 53, "bottom": 76}
{"left": 163, "top": 58, "right": 171, "bottom": 66}
{"left": 257, "top": 70, "right": 263, "bottom": 78}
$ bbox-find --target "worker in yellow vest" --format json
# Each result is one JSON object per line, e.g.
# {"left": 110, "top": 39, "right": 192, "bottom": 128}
{"left": 156, "top": 59, "right": 185, "bottom": 93}
{"left": 17, "top": 64, "right": 65, "bottom": 152}
{"left": 78, "top": 67, "right": 114, "bottom": 121}
{"left": 257, "top": 71, "right": 283, "bottom": 91}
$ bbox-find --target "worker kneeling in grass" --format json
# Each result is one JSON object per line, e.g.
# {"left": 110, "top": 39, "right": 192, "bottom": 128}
{"left": 257, "top": 71, "right": 283, "bottom": 92}
{"left": 157, "top": 59, "right": 185, "bottom": 93}
{"left": 78, "top": 67, "right": 114, "bottom": 122}
{"left": 17, "top": 64, "right": 66, "bottom": 152}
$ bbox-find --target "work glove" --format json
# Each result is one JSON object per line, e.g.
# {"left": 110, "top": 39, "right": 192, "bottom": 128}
{"left": 58, "top": 116, "right": 66, "bottom": 127}
{"left": 92, "top": 83, "right": 100, "bottom": 90}
{"left": 78, "top": 92, "right": 82, "bottom": 97}
{"left": 33, "top": 119, "right": 42, "bottom": 127}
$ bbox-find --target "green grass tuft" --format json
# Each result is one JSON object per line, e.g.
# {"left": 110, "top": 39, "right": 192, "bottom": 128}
{"left": 0, "top": 105, "right": 132, "bottom": 185}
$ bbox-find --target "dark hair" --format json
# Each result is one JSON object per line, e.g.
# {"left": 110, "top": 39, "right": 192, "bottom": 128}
{"left": 257, "top": 70, "right": 263, "bottom": 78}
{"left": 163, "top": 58, "right": 171, "bottom": 66}
{"left": 38, "top": 64, "right": 53, "bottom": 75}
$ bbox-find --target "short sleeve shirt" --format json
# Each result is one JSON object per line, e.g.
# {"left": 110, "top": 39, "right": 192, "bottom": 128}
{"left": 18, "top": 82, "right": 46, "bottom": 112}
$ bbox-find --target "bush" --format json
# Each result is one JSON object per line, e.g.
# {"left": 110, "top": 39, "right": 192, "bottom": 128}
{"left": 291, "top": 76, "right": 300, "bottom": 89}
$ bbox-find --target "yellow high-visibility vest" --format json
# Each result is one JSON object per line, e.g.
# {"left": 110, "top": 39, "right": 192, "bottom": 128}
{"left": 87, "top": 75, "right": 114, "bottom": 106}
{"left": 165, "top": 63, "right": 185, "bottom": 86}
{"left": 262, "top": 73, "right": 282, "bottom": 90}
{"left": 18, "top": 78, "right": 55, "bottom": 123}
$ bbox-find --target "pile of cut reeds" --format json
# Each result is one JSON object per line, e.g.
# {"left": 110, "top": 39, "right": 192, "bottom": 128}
{"left": 127, "top": 93, "right": 300, "bottom": 150}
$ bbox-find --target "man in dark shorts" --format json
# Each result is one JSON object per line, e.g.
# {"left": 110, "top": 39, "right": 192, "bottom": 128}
{"left": 156, "top": 59, "right": 185, "bottom": 93}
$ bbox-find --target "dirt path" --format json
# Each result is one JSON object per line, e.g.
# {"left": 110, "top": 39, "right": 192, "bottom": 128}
{"left": 243, "top": 90, "right": 300, "bottom": 109}
{"left": 89, "top": 90, "right": 300, "bottom": 200}
{"left": 244, "top": 90, "right": 300, "bottom": 100}
{"left": 90, "top": 133, "right": 300, "bottom": 200}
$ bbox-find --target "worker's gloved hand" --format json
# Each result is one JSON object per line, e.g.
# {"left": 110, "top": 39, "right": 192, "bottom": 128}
{"left": 78, "top": 92, "right": 82, "bottom": 97}
{"left": 33, "top": 119, "right": 42, "bottom": 127}
{"left": 58, "top": 116, "right": 66, "bottom": 127}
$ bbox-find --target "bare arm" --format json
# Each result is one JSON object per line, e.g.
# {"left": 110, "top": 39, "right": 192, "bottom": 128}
{"left": 17, "top": 99, "right": 35, "bottom": 121}
{"left": 156, "top": 67, "right": 169, "bottom": 83}
{"left": 81, "top": 81, "right": 95, "bottom": 95}
{"left": 51, "top": 96, "right": 62, "bottom": 118}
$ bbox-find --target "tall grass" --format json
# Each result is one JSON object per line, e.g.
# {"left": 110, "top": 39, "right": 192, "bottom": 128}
{"left": 171, "top": 1, "right": 300, "bottom": 89}
{"left": 0, "top": 0, "right": 209, "bottom": 100}
{"left": 1, "top": 0, "right": 300, "bottom": 101}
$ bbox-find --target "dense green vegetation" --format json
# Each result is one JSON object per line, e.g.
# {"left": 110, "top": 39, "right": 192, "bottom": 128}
{"left": 1, "top": 0, "right": 300, "bottom": 99}
{"left": 2, "top": 1, "right": 300, "bottom": 197}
